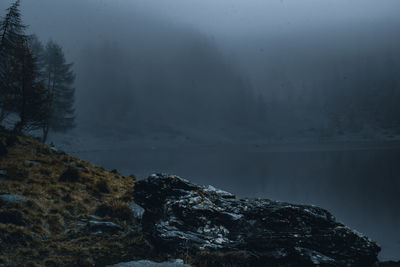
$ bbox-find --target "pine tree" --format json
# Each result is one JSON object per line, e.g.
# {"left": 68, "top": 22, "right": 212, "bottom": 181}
{"left": 0, "top": 0, "right": 27, "bottom": 122}
{"left": 28, "top": 34, "right": 45, "bottom": 72}
{"left": 42, "top": 41, "right": 75, "bottom": 141}
{"left": 10, "top": 42, "right": 51, "bottom": 133}
{"left": 0, "top": 1, "right": 51, "bottom": 135}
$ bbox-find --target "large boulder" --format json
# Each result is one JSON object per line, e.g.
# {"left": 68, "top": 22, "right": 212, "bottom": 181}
{"left": 133, "top": 174, "right": 380, "bottom": 267}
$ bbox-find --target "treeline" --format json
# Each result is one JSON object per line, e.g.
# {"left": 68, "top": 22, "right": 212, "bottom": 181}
{"left": 258, "top": 52, "right": 400, "bottom": 139}
{"left": 74, "top": 15, "right": 400, "bottom": 142}
{"left": 235, "top": 28, "right": 400, "bottom": 141}
{"left": 0, "top": 0, "right": 75, "bottom": 141}
{"left": 322, "top": 54, "right": 400, "bottom": 136}
{"left": 76, "top": 34, "right": 267, "bottom": 139}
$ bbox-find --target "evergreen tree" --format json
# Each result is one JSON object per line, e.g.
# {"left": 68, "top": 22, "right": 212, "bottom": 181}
{"left": 42, "top": 41, "right": 75, "bottom": 141}
{"left": 0, "top": 0, "right": 26, "bottom": 122}
{"left": 9, "top": 42, "right": 51, "bottom": 133}
{"left": 28, "top": 34, "right": 45, "bottom": 72}
{"left": 0, "top": 1, "right": 51, "bottom": 135}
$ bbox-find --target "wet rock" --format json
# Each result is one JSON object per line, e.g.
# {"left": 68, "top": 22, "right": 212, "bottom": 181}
{"left": 379, "top": 261, "right": 400, "bottom": 267}
{"left": 129, "top": 202, "right": 145, "bottom": 220}
{"left": 107, "top": 259, "right": 191, "bottom": 267}
{"left": 50, "top": 144, "right": 66, "bottom": 155}
{"left": 89, "top": 215, "right": 103, "bottom": 220}
{"left": 87, "top": 220, "right": 123, "bottom": 233}
{"left": 133, "top": 174, "right": 380, "bottom": 267}
{"left": 0, "top": 194, "right": 27, "bottom": 205}
{"left": 25, "top": 160, "right": 41, "bottom": 166}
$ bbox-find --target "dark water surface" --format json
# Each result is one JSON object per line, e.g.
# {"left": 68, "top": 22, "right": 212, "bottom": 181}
{"left": 75, "top": 142, "right": 400, "bottom": 260}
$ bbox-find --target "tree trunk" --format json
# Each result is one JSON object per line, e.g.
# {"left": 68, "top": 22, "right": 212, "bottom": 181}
{"left": 13, "top": 120, "right": 23, "bottom": 134}
{"left": 0, "top": 108, "right": 6, "bottom": 123}
{"left": 42, "top": 124, "right": 49, "bottom": 143}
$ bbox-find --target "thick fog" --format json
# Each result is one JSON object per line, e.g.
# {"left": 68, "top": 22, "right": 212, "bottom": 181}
{"left": 2, "top": 0, "right": 400, "bottom": 260}
{"left": 2, "top": 0, "right": 399, "bottom": 140}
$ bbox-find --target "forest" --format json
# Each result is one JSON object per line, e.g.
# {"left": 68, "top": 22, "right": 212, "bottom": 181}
{"left": 0, "top": 1, "right": 75, "bottom": 142}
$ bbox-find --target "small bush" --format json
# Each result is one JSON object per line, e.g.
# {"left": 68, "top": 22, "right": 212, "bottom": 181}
{"left": 95, "top": 179, "right": 110, "bottom": 194}
{"left": 44, "top": 259, "right": 58, "bottom": 267}
{"left": 39, "top": 168, "right": 51, "bottom": 176}
{"left": 5, "top": 134, "right": 18, "bottom": 147}
{"left": 0, "top": 209, "right": 26, "bottom": 226}
{"left": 0, "top": 224, "right": 32, "bottom": 246}
{"left": 61, "top": 193, "right": 72, "bottom": 203}
{"left": 5, "top": 166, "right": 28, "bottom": 181}
{"left": 59, "top": 167, "right": 80, "bottom": 183}
{"left": 95, "top": 200, "right": 133, "bottom": 221}
{"left": 0, "top": 141, "right": 7, "bottom": 158}
{"left": 47, "top": 214, "right": 63, "bottom": 233}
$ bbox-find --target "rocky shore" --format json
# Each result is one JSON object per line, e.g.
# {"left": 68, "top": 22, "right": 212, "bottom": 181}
{"left": 0, "top": 131, "right": 398, "bottom": 266}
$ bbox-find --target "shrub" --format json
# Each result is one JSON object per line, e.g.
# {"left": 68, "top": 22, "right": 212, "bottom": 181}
{"left": 94, "top": 179, "right": 110, "bottom": 194}
{"left": 0, "top": 141, "right": 7, "bottom": 158}
{"left": 59, "top": 167, "right": 80, "bottom": 182}
{"left": 5, "top": 166, "right": 28, "bottom": 181}
{"left": 0, "top": 209, "right": 26, "bottom": 226}
{"left": 95, "top": 200, "right": 133, "bottom": 221}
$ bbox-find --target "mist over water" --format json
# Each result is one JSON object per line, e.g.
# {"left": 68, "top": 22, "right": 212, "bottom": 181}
{"left": 3, "top": 0, "right": 400, "bottom": 260}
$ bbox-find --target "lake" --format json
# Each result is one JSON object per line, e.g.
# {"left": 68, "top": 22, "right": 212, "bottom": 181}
{"left": 73, "top": 141, "right": 400, "bottom": 260}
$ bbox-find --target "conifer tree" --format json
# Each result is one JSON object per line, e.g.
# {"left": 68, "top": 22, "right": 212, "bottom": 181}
{"left": 42, "top": 41, "right": 75, "bottom": 141}
{"left": 28, "top": 34, "right": 45, "bottom": 72}
{"left": 0, "top": 1, "right": 51, "bottom": 135}
{"left": 0, "top": 0, "right": 26, "bottom": 122}
{"left": 10, "top": 42, "right": 51, "bottom": 133}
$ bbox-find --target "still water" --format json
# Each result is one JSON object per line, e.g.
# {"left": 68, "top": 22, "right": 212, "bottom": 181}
{"left": 75, "top": 142, "right": 400, "bottom": 260}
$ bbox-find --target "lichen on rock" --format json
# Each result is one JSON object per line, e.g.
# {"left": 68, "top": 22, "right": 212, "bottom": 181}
{"left": 133, "top": 174, "right": 381, "bottom": 267}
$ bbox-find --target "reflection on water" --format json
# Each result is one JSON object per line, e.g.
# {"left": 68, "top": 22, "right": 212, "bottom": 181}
{"left": 75, "top": 143, "right": 400, "bottom": 260}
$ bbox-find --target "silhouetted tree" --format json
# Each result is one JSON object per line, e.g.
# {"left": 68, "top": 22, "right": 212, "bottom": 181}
{"left": 42, "top": 41, "right": 75, "bottom": 141}
{"left": 10, "top": 42, "right": 51, "bottom": 133}
{"left": 28, "top": 34, "right": 45, "bottom": 72}
{"left": 0, "top": 1, "right": 51, "bottom": 136}
{"left": 0, "top": 0, "right": 26, "bottom": 123}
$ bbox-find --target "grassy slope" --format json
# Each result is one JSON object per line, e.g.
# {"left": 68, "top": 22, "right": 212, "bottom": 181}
{"left": 0, "top": 132, "right": 153, "bottom": 266}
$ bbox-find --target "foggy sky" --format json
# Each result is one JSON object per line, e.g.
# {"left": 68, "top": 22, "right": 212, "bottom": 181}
{"left": 2, "top": 0, "right": 400, "bottom": 48}
{"left": 1, "top": 0, "right": 400, "bottom": 130}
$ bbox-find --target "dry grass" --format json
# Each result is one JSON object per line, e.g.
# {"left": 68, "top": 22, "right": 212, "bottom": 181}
{"left": 95, "top": 200, "right": 134, "bottom": 222}
{"left": 0, "top": 131, "right": 149, "bottom": 266}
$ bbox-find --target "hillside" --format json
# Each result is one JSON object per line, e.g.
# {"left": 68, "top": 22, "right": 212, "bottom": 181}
{"left": 0, "top": 130, "right": 143, "bottom": 266}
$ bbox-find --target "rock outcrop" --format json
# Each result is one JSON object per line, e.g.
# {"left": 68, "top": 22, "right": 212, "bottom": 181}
{"left": 133, "top": 174, "right": 380, "bottom": 267}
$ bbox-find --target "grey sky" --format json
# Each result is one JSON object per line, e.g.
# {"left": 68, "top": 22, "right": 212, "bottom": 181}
{"left": 2, "top": 0, "right": 400, "bottom": 42}
{"left": 1, "top": 0, "right": 398, "bottom": 98}
{"left": 131, "top": 0, "right": 400, "bottom": 37}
